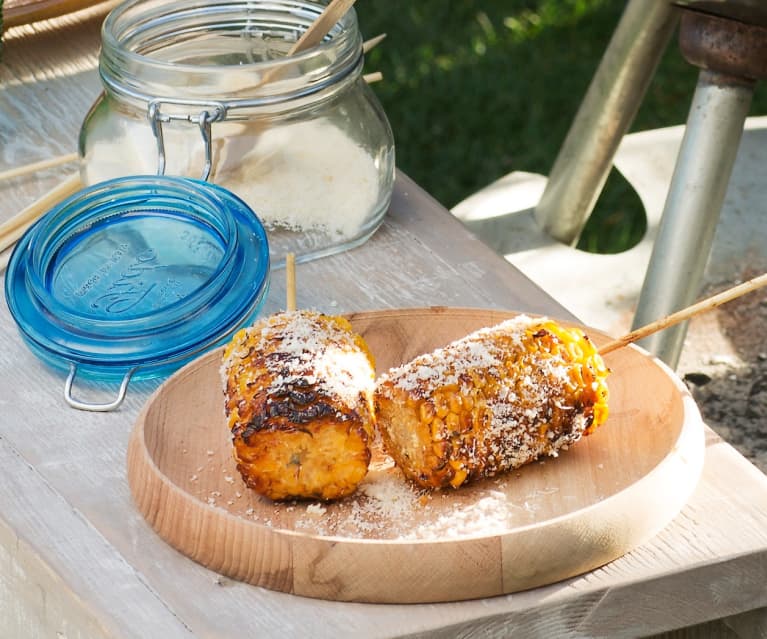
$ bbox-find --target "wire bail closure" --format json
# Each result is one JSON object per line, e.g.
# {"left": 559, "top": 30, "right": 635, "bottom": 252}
{"left": 148, "top": 100, "right": 227, "bottom": 182}
{"left": 64, "top": 364, "right": 136, "bottom": 412}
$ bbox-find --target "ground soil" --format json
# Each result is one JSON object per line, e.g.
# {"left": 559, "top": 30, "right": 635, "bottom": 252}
{"left": 677, "top": 277, "right": 767, "bottom": 474}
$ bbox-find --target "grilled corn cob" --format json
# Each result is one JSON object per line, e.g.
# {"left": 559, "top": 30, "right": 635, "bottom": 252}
{"left": 374, "top": 315, "right": 609, "bottom": 490}
{"left": 221, "top": 310, "right": 376, "bottom": 501}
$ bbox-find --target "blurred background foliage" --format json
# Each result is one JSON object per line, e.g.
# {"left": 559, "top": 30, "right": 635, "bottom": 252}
{"left": 356, "top": 1, "right": 767, "bottom": 253}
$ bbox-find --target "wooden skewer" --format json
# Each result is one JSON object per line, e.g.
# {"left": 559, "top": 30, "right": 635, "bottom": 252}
{"left": 0, "top": 152, "right": 79, "bottom": 182}
{"left": 599, "top": 272, "right": 767, "bottom": 355}
{"left": 362, "top": 33, "right": 387, "bottom": 54}
{"left": 288, "top": 0, "right": 357, "bottom": 55}
{"left": 286, "top": 252, "right": 297, "bottom": 311}
{"left": 363, "top": 71, "right": 383, "bottom": 84}
{"left": 257, "top": 0, "right": 357, "bottom": 89}
{"left": 0, "top": 173, "right": 83, "bottom": 253}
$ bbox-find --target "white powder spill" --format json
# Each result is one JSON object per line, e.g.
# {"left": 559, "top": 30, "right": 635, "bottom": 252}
{"left": 231, "top": 457, "right": 563, "bottom": 541}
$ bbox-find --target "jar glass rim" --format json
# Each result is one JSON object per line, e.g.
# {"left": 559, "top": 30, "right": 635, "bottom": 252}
{"left": 100, "top": 0, "right": 363, "bottom": 106}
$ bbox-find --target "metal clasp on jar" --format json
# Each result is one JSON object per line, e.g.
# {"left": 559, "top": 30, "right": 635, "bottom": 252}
{"left": 147, "top": 100, "right": 228, "bottom": 181}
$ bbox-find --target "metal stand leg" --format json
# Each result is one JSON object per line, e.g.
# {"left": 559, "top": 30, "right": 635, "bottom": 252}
{"left": 632, "top": 9, "right": 766, "bottom": 367}
{"left": 632, "top": 71, "right": 754, "bottom": 366}
{"left": 534, "top": 0, "right": 678, "bottom": 244}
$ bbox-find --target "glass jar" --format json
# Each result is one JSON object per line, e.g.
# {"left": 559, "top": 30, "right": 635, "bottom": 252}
{"left": 79, "top": 0, "right": 395, "bottom": 266}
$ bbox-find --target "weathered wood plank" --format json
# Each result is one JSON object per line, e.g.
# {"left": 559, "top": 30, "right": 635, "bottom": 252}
{"left": 0, "top": 437, "right": 194, "bottom": 639}
{"left": 724, "top": 608, "right": 767, "bottom": 639}
{"left": 0, "top": 4, "right": 108, "bottom": 180}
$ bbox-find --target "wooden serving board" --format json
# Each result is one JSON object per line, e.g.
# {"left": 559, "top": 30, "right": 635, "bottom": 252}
{"left": 127, "top": 307, "right": 705, "bottom": 603}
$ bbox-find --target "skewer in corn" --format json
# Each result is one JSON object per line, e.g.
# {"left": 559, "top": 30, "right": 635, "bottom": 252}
{"left": 221, "top": 254, "right": 377, "bottom": 501}
{"left": 375, "top": 273, "right": 767, "bottom": 491}
{"left": 374, "top": 316, "right": 609, "bottom": 490}
{"left": 598, "top": 272, "right": 767, "bottom": 355}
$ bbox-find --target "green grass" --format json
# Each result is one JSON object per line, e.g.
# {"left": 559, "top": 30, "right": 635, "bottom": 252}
{"left": 356, "top": 1, "right": 767, "bottom": 253}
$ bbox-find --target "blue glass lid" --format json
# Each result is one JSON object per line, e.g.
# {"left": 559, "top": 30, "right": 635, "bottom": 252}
{"left": 5, "top": 175, "right": 270, "bottom": 409}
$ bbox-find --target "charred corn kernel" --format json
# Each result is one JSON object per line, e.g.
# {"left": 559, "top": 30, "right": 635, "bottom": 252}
{"left": 221, "top": 310, "right": 376, "bottom": 501}
{"left": 374, "top": 315, "right": 609, "bottom": 490}
{"left": 420, "top": 401, "right": 436, "bottom": 424}
{"left": 430, "top": 417, "right": 444, "bottom": 441}
{"left": 434, "top": 394, "right": 449, "bottom": 419}
{"left": 448, "top": 462, "right": 468, "bottom": 489}
{"left": 445, "top": 413, "right": 460, "bottom": 435}
{"left": 433, "top": 441, "right": 448, "bottom": 458}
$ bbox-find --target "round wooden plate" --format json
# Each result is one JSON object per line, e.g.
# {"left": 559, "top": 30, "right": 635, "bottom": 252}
{"left": 127, "top": 307, "right": 705, "bottom": 603}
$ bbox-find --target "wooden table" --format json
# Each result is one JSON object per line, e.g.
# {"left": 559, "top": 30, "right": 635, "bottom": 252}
{"left": 1, "top": 5, "right": 766, "bottom": 638}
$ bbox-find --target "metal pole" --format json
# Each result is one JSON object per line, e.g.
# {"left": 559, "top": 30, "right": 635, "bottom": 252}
{"left": 534, "top": 0, "right": 679, "bottom": 245}
{"left": 632, "top": 72, "right": 754, "bottom": 366}
{"left": 632, "top": 8, "right": 767, "bottom": 367}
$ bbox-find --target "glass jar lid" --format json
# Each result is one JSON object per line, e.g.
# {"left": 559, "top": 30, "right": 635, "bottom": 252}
{"left": 5, "top": 175, "right": 270, "bottom": 410}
